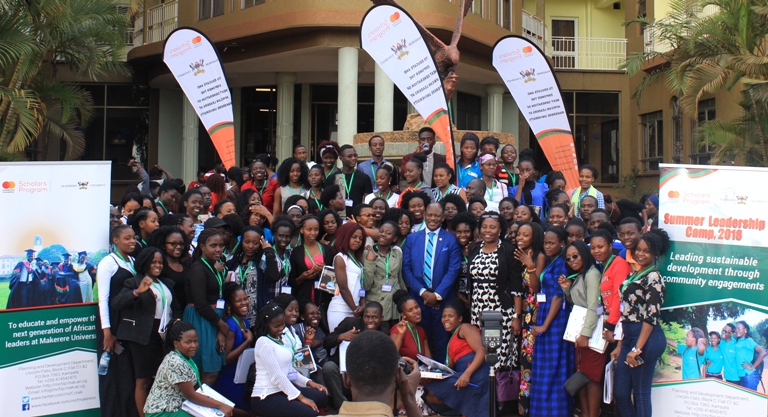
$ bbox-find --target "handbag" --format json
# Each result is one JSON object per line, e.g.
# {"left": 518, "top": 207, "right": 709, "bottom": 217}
{"left": 495, "top": 369, "right": 521, "bottom": 401}
{"left": 564, "top": 349, "right": 589, "bottom": 396}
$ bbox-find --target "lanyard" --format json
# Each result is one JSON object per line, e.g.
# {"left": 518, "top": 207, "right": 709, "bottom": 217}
{"left": 566, "top": 273, "right": 579, "bottom": 280}
{"left": 503, "top": 165, "right": 517, "bottom": 187}
{"left": 324, "top": 167, "right": 337, "bottom": 181}
{"left": 310, "top": 190, "right": 323, "bottom": 211}
{"left": 304, "top": 244, "right": 324, "bottom": 267}
{"left": 597, "top": 255, "right": 615, "bottom": 306}
{"left": 277, "top": 251, "right": 290, "bottom": 277}
{"left": 415, "top": 221, "right": 426, "bottom": 232}
{"left": 114, "top": 251, "right": 136, "bottom": 274}
{"left": 201, "top": 258, "right": 225, "bottom": 298}
{"left": 411, "top": 181, "right": 423, "bottom": 190}
{"left": 233, "top": 316, "right": 246, "bottom": 332}
{"left": 376, "top": 246, "right": 391, "bottom": 281}
{"left": 485, "top": 180, "right": 497, "bottom": 201}
{"left": 238, "top": 261, "right": 253, "bottom": 285}
{"left": 176, "top": 350, "right": 201, "bottom": 387}
{"left": 157, "top": 200, "right": 169, "bottom": 214}
{"left": 377, "top": 190, "right": 392, "bottom": 201}
{"left": 225, "top": 241, "right": 240, "bottom": 257}
{"left": 439, "top": 185, "right": 453, "bottom": 200}
{"left": 407, "top": 323, "right": 422, "bottom": 354}
{"left": 399, "top": 236, "right": 407, "bottom": 248}
{"left": 137, "top": 236, "right": 148, "bottom": 247}
{"left": 370, "top": 162, "right": 378, "bottom": 185}
{"left": 620, "top": 265, "right": 656, "bottom": 294}
{"left": 151, "top": 281, "right": 167, "bottom": 311}
{"left": 268, "top": 334, "right": 296, "bottom": 356}
{"left": 446, "top": 326, "right": 461, "bottom": 364}
{"left": 539, "top": 256, "right": 561, "bottom": 283}
{"left": 347, "top": 253, "right": 364, "bottom": 286}
{"left": 289, "top": 185, "right": 301, "bottom": 196}
{"left": 344, "top": 172, "right": 355, "bottom": 195}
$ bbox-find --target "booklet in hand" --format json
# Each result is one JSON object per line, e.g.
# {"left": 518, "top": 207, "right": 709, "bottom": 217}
{"left": 317, "top": 266, "right": 336, "bottom": 295}
{"left": 417, "top": 354, "right": 456, "bottom": 379}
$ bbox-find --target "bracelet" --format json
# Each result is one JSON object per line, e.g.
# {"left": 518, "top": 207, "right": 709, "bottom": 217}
{"left": 305, "top": 339, "right": 313, "bottom": 344}
{"left": 632, "top": 346, "right": 643, "bottom": 354}
{"left": 526, "top": 267, "right": 536, "bottom": 273}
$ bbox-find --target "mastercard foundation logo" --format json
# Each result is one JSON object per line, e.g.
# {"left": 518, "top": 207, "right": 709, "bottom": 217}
{"left": 390, "top": 12, "right": 400, "bottom": 22}
{"left": 522, "top": 46, "right": 533, "bottom": 54}
{"left": 192, "top": 36, "right": 202, "bottom": 45}
{"left": 2, "top": 181, "right": 15, "bottom": 193}
{"left": 668, "top": 190, "right": 680, "bottom": 199}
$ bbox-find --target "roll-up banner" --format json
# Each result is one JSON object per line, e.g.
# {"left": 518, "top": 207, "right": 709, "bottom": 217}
{"left": 0, "top": 161, "right": 110, "bottom": 416}
{"left": 360, "top": 4, "right": 455, "bottom": 169}
{"left": 492, "top": 36, "right": 579, "bottom": 192}
{"left": 163, "top": 28, "right": 236, "bottom": 170}
{"left": 652, "top": 163, "right": 768, "bottom": 416}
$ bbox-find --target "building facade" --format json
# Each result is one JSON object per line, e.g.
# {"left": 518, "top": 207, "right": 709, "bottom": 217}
{"left": 79, "top": 0, "right": 729, "bottom": 199}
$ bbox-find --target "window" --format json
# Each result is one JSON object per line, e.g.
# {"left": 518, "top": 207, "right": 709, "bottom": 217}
{"left": 672, "top": 97, "right": 683, "bottom": 163}
{"left": 199, "top": 0, "right": 224, "bottom": 20}
{"left": 79, "top": 84, "right": 150, "bottom": 181}
{"left": 641, "top": 111, "right": 663, "bottom": 171}
{"left": 242, "top": 0, "right": 265, "bottom": 8}
{"left": 456, "top": 92, "right": 481, "bottom": 130}
{"left": 551, "top": 18, "right": 577, "bottom": 69}
{"left": 691, "top": 98, "right": 715, "bottom": 164}
{"left": 472, "top": 0, "right": 484, "bottom": 18}
{"left": 498, "top": 0, "right": 511, "bottom": 30}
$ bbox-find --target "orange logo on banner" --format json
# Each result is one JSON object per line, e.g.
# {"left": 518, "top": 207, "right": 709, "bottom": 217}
{"left": 522, "top": 46, "right": 533, "bottom": 53}
{"left": 390, "top": 12, "right": 400, "bottom": 22}
{"left": 192, "top": 36, "right": 202, "bottom": 44}
{"left": 668, "top": 191, "right": 680, "bottom": 198}
{"left": 2, "top": 181, "right": 15, "bottom": 189}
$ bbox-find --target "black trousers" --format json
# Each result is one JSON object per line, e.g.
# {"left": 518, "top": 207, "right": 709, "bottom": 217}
{"left": 250, "top": 387, "right": 328, "bottom": 417}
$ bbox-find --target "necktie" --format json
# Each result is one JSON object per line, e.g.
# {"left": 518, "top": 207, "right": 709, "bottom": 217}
{"left": 424, "top": 231, "right": 436, "bottom": 288}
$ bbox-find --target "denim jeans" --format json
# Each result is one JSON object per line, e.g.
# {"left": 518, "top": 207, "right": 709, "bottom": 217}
{"left": 614, "top": 321, "right": 666, "bottom": 417}
{"left": 740, "top": 371, "right": 760, "bottom": 390}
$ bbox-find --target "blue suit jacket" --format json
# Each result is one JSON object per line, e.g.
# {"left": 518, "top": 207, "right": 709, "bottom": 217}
{"left": 402, "top": 228, "right": 462, "bottom": 301}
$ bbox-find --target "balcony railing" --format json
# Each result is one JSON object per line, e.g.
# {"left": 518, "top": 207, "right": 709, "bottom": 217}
{"left": 643, "top": 4, "right": 719, "bottom": 53}
{"left": 522, "top": 10, "right": 546, "bottom": 52}
{"left": 549, "top": 37, "right": 627, "bottom": 71}
{"left": 147, "top": 1, "right": 178, "bottom": 44}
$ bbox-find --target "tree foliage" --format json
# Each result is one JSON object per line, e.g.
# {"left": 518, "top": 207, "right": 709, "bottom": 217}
{"left": 0, "top": 0, "right": 132, "bottom": 159}
{"left": 621, "top": 0, "right": 768, "bottom": 166}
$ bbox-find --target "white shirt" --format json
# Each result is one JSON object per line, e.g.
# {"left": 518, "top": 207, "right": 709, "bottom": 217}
{"left": 423, "top": 152, "right": 435, "bottom": 187}
{"left": 252, "top": 335, "right": 309, "bottom": 400}
{"left": 364, "top": 191, "right": 400, "bottom": 209}
{"left": 96, "top": 253, "right": 135, "bottom": 329}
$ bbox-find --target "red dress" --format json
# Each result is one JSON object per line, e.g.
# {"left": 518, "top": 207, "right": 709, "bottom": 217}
{"left": 391, "top": 323, "right": 428, "bottom": 360}
{"left": 241, "top": 179, "right": 279, "bottom": 213}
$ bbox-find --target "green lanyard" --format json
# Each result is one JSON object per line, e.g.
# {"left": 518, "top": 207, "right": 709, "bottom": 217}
{"left": 598, "top": 255, "right": 615, "bottom": 306}
{"left": 238, "top": 261, "right": 253, "bottom": 285}
{"left": 566, "top": 273, "right": 579, "bottom": 280}
{"left": 539, "top": 256, "right": 561, "bottom": 283}
{"left": 224, "top": 241, "right": 240, "bottom": 257}
{"left": 114, "top": 251, "right": 136, "bottom": 274}
{"left": 201, "top": 258, "right": 225, "bottom": 298}
{"left": 399, "top": 236, "right": 407, "bottom": 248}
{"left": 137, "top": 236, "right": 147, "bottom": 247}
{"left": 157, "top": 199, "right": 169, "bottom": 214}
{"left": 503, "top": 165, "right": 517, "bottom": 187}
{"left": 377, "top": 246, "right": 391, "bottom": 281}
{"left": 289, "top": 185, "right": 301, "bottom": 196}
{"left": 620, "top": 265, "right": 656, "bottom": 294}
{"left": 151, "top": 281, "right": 167, "bottom": 311}
{"left": 277, "top": 251, "right": 290, "bottom": 277}
{"left": 410, "top": 181, "right": 423, "bottom": 190}
{"left": 485, "top": 180, "right": 497, "bottom": 201}
{"left": 324, "top": 167, "right": 337, "bottom": 181}
{"left": 344, "top": 172, "right": 355, "bottom": 195}
{"left": 233, "top": 316, "right": 246, "bottom": 332}
{"left": 439, "top": 186, "right": 453, "bottom": 200}
{"left": 258, "top": 181, "right": 267, "bottom": 195}
{"left": 310, "top": 190, "right": 323, "bottom": 211}
{"left": 377, "top": 190, "right": 392, "bottom": 201}
{"left": 370, "top": 163, "right": 378, "bottom": 185}
{"left": 303, "top": 244, "right": 324, "bottom": 267}
{"left": 347, "top": 252, "right": 364, "bottom": 286}
{"left": 446, "top": 326, "right": 461, "bottom": 364}
{"left": 176, "top": 350, "right": 201, "bottom": 387}
{"left": 268, "top": 334, "right": 296, "bottom": 357}
{"left": 407, "top": 323, "right": 422, "bottom": 354}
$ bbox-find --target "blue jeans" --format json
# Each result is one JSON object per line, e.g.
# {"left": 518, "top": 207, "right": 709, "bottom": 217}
{"left": 614, "top": 322, "right": 665, "bottom": 417}
{"left": 740, "top": 371, "right": 760, "bottom": 390}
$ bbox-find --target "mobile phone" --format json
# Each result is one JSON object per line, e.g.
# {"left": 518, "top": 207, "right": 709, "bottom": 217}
{"left": 634, "top": 356, "right": 645, "bottom": 366}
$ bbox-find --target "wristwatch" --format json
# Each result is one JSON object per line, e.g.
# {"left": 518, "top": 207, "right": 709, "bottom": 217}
{"left": 632, "top": 346, "right": 643, "bottom": 355}
{"left": 434, "top": 293, "right": 443, "bottom": 301}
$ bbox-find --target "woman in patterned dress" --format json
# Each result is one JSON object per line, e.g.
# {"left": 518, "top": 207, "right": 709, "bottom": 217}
{"left": 529, "top": 226, "right": 574, "bottom": 417}
{"left": 513, "top": 221, "right": 546, "bottom": 416}
{"left": 467, "top": 212, "right": 523, "bottom": 372}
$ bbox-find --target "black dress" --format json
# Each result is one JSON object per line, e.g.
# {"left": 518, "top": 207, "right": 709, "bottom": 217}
{"left": 97, "top": 258, "right": 139, "bottom": 417}
{"left": 162, "top": 262, "right": 188, "bottom": 307}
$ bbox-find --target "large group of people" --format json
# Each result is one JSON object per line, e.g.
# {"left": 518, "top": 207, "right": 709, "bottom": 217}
{"left": 92, "top": 129, "right": 760, "bottom": 417}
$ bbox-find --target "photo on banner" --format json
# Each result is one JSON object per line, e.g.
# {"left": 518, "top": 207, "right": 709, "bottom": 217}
{"left": 491, "top": 35, "right": 580, "bottom": 193}
{"left": 652, "top": 163, "right": 768, "bottom": 416}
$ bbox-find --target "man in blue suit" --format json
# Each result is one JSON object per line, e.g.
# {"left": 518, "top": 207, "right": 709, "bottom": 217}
{"left": 402, "top": 202, "right": 462, "bottom": 360}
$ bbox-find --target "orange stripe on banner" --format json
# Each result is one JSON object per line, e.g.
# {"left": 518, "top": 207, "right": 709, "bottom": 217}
{"left": 208, "top": 124, "right": 236, "bottom": 170}
{"left": 426, "top": 108, "right": 455, "bottom": 170}
{"left": 536, "top": 132, "right": 579, "bottom": 193}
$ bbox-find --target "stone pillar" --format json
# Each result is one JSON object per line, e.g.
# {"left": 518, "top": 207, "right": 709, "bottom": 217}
{"left": 181, "top": 96, "right": 199, "bottom": 185}
{"left": 337, "top": 47, "right": 358, "bottom": 147}
{"left": 300, "top": 83, "right": 311, "bottom": 155}
{"left": 276, "top": 72, "right": 297, "bottom": 162}
{"left": 487, "top": 84, "right": 505, "bottom": 132}
{"left": 374, "top": 63, "right": 393, "bottom": 132}
{"left": 407, "top": 101, "right": 416, "bottom": 115}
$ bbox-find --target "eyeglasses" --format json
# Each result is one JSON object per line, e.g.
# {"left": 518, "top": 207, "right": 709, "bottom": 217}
{"left": 481, "top": 213, "right": 500, "bottom": 219}
{"left": 565, "top": 254, "right": 580, "bottom": 262}
{"left": 165, "top": 241, "right": 185, "bottom": 247}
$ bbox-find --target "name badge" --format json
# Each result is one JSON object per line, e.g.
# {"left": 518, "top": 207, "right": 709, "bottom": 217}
{"left": 287, "top": 369, "right": 298, "bottom": 381}
{"left": 536, "top": 293, "right": 547, "bottom": 303}
{"left": 216, "top": 298, "right": 225, "bottom": 309}
{"left": 314, "top": 281, "right": 320, "bottom": 289}
{"left": 358, "top": 289, "right": 366, "bottom": 298}
{"left": 382, "top": 283, "right": 393, "bottom": 292}
{"left": 345, "top": 199, "right": 354, "bottom": 207}
{"left": 281, "top": 286, "right": 292, "bottom": 294}
{"left": 226, "top": 271, "right": 235, "bottom": 282}
{"left": 620, "top": 301, "right": 626, "bottom": 314}
{"left": 596, "top": 305, "right": 604, "bottom": 316}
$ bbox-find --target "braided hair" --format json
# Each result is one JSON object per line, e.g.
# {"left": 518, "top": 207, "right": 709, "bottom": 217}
{"left": 163, "top": 320, "right": 196, "bottom": 352}
{"left": 254, "top": 302, "right": 284, "bottom": 339}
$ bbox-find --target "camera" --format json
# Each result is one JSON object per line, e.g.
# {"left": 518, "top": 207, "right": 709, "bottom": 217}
{"left": 480, "top": 311, "right": 503, "bottom": 350}
{"left": 398, "top": 358, "right": 413, "bottom": 374}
